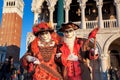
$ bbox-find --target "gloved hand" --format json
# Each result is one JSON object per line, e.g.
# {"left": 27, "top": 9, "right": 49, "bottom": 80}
{"left": 67, "top": 53, "right": 78, "bottom": 61}
{"left": 33, "top": 59, "right": 40, "bottom": 64}
{"left": 56, "top": 53, "right": 62, "bottom": 58}
{"left": 26, "top": 55, "right": 40, "bottom": 64}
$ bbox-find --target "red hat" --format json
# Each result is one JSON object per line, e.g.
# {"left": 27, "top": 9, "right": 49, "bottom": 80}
{"left": 32, "top": 22, "right": 54, "bottom": 36}
{"left": 59, "top": 22, "right": 79, "bottom": 32}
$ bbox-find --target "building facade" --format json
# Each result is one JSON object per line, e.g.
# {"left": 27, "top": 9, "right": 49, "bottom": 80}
{"left": 0, "top": 0, "right": 24, "bottom": 62}
{"left": 26, "top": 0, "right": 120, "bottom": 80}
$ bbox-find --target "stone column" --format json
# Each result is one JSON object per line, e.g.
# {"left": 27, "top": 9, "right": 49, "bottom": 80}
{"left": 78, "top": 0, "right": 88, "bottom": 29}
{"left": 48, "top": 7, "right": 54, "bottom": 23}
{"left": 48, "top": 0, "right": 57, "bottom": 23}
{"left": 95, "top": 0, "right": 104, "bottom": 28}
{"left": 100, "top": 53, "right": 109, "bottom": 80}
{"left": 34, "top": 12, "right": 39, "bottom": 24}
{"left": 64, "top": 0, "right": 72, "bottom": 23}
{"left": 31, "top": 0, "right": 43, "bottom": 24}
{"left": 114, "top": 0, "right": 120, "bottom": 27}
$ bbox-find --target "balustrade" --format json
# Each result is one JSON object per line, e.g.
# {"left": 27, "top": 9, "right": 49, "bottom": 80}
{"left": 54, "top": 19, "right": 117, "bottom": 30}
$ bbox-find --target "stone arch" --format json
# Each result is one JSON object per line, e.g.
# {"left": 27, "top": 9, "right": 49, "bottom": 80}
{"left": 45, "top": 0, "right": 57, "bottom": 8}
{"left": 35, "top": 0, "right": 44, "bottom": 12}
{"left": 44, "top": 0, "right": 50, "bottom": 6}
{"left": 37, "top": 0, "right": 44, "bottom": 7}
{"left": 103, "top": 33, "right": 120, "bottom": 55}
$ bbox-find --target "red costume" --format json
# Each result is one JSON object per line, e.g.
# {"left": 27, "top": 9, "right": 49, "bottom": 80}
{"left": 60, "top": 38, "right": 83, "bottom": 80}
{"left": 57, "top": 22, "right": 99, "bottom": 80}
{"left": 21, "top": 22, "right": 62, "bottom": 80}
{"left": 31, "top": 38, "right": 62, "bottom": 80}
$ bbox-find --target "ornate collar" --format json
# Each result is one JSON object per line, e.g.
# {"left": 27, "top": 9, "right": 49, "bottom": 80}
{"left": 38, "top": 40, "right": 55, "bottom": 47}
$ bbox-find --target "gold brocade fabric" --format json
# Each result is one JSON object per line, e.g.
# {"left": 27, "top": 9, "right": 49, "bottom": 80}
{"left": 39, "top": 46, "right": 54, "bottom": 62}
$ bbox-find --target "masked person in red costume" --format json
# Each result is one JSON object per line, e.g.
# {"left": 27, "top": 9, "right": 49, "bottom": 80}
{"left": 56, "top": 22, "right": 99, "bottom": 80}
{"left": 21, "top": 22, "right": 62, "bottom": 80}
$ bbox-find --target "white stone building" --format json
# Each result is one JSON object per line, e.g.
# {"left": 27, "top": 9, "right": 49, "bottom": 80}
{"left": 26, "top": 0, "right": 120, "bottom": 80}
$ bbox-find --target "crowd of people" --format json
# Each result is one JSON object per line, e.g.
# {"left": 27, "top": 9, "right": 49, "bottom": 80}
{"left": 108, "top": 66, "right": 120, "bottom": 80}
{"left": 0, "top": 56, "right": 24, "bottom": 80}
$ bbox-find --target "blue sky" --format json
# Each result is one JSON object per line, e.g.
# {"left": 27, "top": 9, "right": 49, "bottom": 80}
{"left": 0, "top": 0, "right": 34, "bottom": 58}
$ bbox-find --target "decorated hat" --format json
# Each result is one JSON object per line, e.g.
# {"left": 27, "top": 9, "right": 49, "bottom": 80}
{"left": 32, "top": 22, "right": 54, "bottom": 36}
{"left": 59, "top": 22, "right": 79, "bottom": 32}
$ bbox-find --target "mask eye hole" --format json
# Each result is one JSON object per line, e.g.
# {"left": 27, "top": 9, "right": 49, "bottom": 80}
{"left": 64, "top": 30, "right": 73, "bottom": 33}
{"left": 39, "top": 31, "right": 49, "bottom": 35}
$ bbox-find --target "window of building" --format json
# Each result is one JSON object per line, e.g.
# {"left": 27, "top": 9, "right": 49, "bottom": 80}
{"left": 14, "top": 1, "right": 15, "bottom": 6}
{"left": 6, "top": 2, "right": 8, "bottom": 6}
{"left": 11, "top": 2, "right": 13, "bottom": 6}
{"left": 9, "top": 2, "right": 10, "bottom": 6}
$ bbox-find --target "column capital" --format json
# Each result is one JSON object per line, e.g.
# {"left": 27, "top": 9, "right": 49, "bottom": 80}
{"left": 114, "top": 0, "right": 120, "bottom": 6}
{"left": 31, "top": 0, "right": 44, "bottom": 13}
{"left": 47, "top": 0, "right": 57, "bottom": 12}
{"left": 79, "top": 4, "right": 86, "bottom": 9}
{"left": 64, "top": 6, "right": 70, "bottom": 10}
{"left": 48, "top": 6, "right": 55, "bottom": 12}
{"left": 47, "top": 0, "right": 57, "bottom": 8}
{"left": 77, "top": 0, "right": 88, "bottom": 4}
{"left": 99, "top": 53, "right": 109, "bottom": 60}
{"left": 64, "top": 0, "right": 72, "bottom": 10}
{"left": 77, "top": 0, "right": 88, "bottom": 8}
{"left": 114, "top": 0, "right": 120, "bottom": 4}
{"left": 95, "top": 0, "right": 103, "bottom": 7}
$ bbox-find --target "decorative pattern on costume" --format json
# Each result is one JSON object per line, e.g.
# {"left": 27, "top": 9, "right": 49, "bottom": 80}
{"left": 38, "top": 63, "right": 63, "bottom": 79}
{"left": 39, "top": 46, "right": 54, "bottom": 62}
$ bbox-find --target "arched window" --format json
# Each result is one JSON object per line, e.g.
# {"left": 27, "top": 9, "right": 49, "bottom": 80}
{"left": 14, "top": 1, "right": 15, "bottom": 6}
{"left": 11, "top": 2, "right": 13, "bottom": 6}
{"left": 6, "top": 2, "right": 8, "bottom": 6}
{"left": 9, "top": 2, "right": 10, "bottom": 6}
